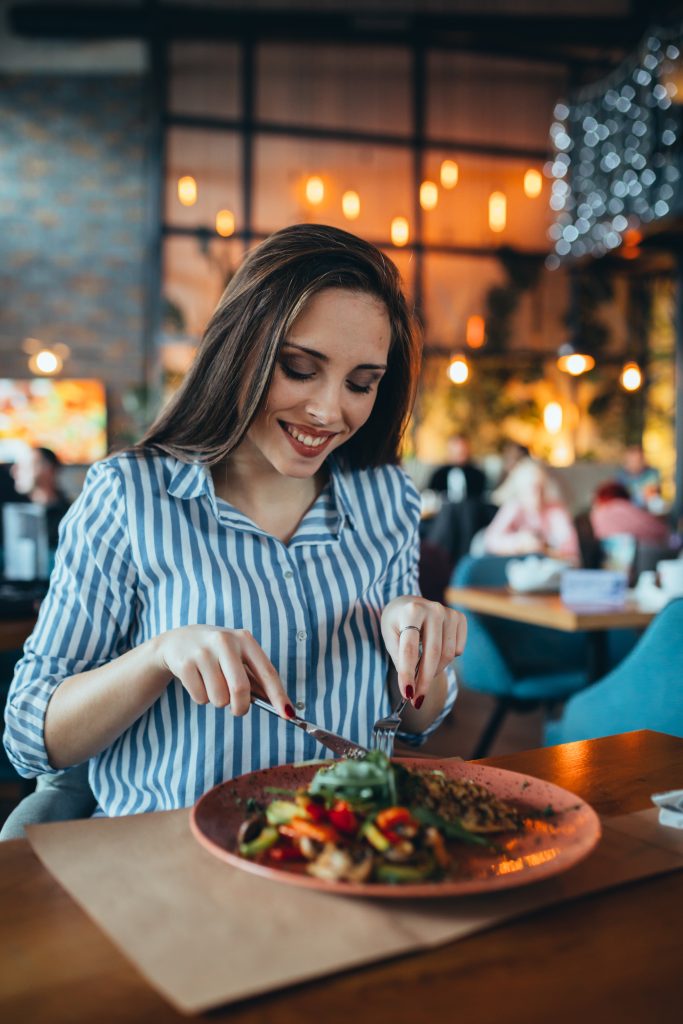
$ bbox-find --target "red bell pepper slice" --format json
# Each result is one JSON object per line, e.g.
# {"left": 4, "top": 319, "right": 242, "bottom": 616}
{"left": 328, "top": 800, "right": 359, "bottom": 835}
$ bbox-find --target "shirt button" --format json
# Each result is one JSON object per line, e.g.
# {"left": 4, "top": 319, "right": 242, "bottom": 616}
{"left": 284, "top": 570, "right": 294, "bottom": 579}
{"left": 296, "top": 630, "right": 307, "bottom": 641}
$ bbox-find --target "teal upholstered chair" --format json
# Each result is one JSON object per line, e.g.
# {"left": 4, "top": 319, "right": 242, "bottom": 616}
{"left": 449, "top": 555, "right": 592, "bottom": 758}
{"left": 545, "top": 597, "right": 683, "bottom": 745}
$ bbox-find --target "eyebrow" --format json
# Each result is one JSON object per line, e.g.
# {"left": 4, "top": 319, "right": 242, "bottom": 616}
{"left": 282, "top": 342, "right": 387, "bottom": 372}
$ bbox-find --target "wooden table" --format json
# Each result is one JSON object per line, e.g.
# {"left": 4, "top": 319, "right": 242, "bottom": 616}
{"left": 446, "top": 585, "right": 655, "bottom": 679}
{"left": 1, "top": 729, "right": 682, "bottom": 1023}
{"left": 0, "top": 617, "right": 36, "bottom": 654}
{"left": 445, "top": 585, "right": 655, "bottom": 632}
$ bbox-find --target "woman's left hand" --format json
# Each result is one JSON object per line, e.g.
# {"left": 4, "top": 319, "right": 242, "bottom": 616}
{"left": 381, "top": 596, "right": 467, "bottom": 706}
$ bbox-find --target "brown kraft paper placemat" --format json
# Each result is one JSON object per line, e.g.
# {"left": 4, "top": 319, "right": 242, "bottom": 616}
{"left": 27, "top": 807, "right": 683, "bottom": 1016}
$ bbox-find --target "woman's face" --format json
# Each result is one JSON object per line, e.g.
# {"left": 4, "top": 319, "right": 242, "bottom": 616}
{"left": 245, "top": 288, "right": 391, "bottom": 478}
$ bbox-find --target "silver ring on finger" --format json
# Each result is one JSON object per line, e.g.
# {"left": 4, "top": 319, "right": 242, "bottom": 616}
{"left": 399, "top": 625, "right": 421, "bottom": 638}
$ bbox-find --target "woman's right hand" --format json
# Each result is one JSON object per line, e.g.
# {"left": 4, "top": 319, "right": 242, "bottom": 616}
{"left": 153, "top": 625, "right": 293, "bottom": 718}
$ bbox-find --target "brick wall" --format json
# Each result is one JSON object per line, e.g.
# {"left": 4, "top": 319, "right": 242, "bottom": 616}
{"left": 0, "top": 74, "right": 150, "bottom": 448}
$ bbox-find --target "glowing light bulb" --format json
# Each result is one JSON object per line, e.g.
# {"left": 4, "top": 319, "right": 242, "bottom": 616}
{"left": 419, "top": 180, "right": 438, "bottom": 210}
{"left": 440, "top": 160, "right": 459, "bottom": 189}
{"left": 215, "top": 209, "right": 235, "bottom": 237}
{"left": 620, "top": 361, "right": 642, "bottom": 391}
{"left": 466, "top": 315, "right": 485, "bottom": 349}
{"left": 524, "top": 168, "right": 543, "bottom": 198}
{"left": 29, "top": 349, "right": 60, "bottom": 375}
{"left": 447, "top": 355, "right": 469, "bottom": 385}
{"left": 543, "top": 402, "right": 563, "bottom": 434}
{"left": 177, "top": 176, "right": 197, "bottom": 206}
{"left": 566, "top": 354, "right": 592, "bottom": 375}
{"left": 390, "top": 216, "right": 410, "bottom": 246}
{"left": 489, "top": 192, "right": 507, "bottom": 232}
{"left": 305, "top": 176, "right": 325, "bottom": 205}
{"left": 341, "top": 190, "right": 360, "bottom": 220}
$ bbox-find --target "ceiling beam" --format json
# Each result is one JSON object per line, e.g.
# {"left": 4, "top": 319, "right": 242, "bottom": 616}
{"left": 9, "top": 4, "right": 666, "bottom": 65}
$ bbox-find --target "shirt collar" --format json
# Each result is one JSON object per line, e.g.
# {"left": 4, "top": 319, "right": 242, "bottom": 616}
{"left": 166, "top": 455, "right": 356, "bottom": 530}
{"left": 167, "top": 459, "right": 210, "bottom": 500}
{"left": 327, "top": 456, "right": 356, "bottom": 529}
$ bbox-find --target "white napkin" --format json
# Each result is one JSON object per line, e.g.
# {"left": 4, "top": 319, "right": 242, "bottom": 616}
{"left": 651, "top": 789, "right": 683, "bottom": 829}
{"left": 506, "top": 556, "right": 566, "bottom": 593}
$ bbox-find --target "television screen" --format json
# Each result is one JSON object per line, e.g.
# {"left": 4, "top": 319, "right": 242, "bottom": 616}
{"left": 0, "top": 379, "right": 107, "bottom": 465}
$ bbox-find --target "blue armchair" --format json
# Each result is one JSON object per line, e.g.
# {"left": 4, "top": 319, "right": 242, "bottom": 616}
{"left": 545, "top": 597, "right": 683, "bottom": 745}
{"left": 448, "top": 555, "right": 591, "bottom": 757}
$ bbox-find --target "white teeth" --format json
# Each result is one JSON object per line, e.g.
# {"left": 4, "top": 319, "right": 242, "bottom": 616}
{"left": 285, "top": 425, "right": 328, "bottom": 448}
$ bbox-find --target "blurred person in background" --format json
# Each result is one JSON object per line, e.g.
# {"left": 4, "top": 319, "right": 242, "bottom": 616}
{"left": 482, "top": 457, "right": 579, "bottom": 561}
{"left": 10, "top": 446, "right": 71, "bottom": 549}
{"left": 427, "top": 433, "right": 486, "bottom": 502}
{"left": 589, "top": 481, "right": 670, "bottom": 546}
{"left": 493, "top": 440, "right": 529, "bottom": 496}
{"left": 616, "top": 444, "right": 661, "bottom": 511}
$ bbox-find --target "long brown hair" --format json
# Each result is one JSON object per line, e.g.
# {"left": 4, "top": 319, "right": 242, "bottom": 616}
{"left": 139, "top": 223, "right": 421, "bottom": 468}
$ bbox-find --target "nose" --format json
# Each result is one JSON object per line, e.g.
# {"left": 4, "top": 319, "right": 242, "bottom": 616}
{"left": 305, "top": 379, "right": 344, "bottom": 426}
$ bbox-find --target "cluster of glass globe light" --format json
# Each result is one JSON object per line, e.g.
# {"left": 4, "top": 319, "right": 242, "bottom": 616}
{"left": 545, "top": 31, "right": 682, "bottom": 269}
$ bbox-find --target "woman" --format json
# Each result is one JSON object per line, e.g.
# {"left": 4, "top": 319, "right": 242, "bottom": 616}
{"left": 483, "top": 457, "right": 578, "bottom": 561}
{"left": 4, "top": 224, "right": 466, "bottom": 819}
{"left": 589, "top": 481, "right": 670, "bottom": 545}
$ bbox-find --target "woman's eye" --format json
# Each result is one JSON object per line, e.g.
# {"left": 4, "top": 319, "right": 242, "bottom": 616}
{"left": 280, "top": 362, "right": 314, "bottom": 381}
{"left": 346, "top": 380, "right": 374, "bottom": 395}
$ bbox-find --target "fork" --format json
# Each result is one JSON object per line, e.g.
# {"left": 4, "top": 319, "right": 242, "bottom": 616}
{"left": 370, "top": 696, "right": 409, "bottom": 757}
{"left": 371, "top": 637, "right": 423, "bottom": 756}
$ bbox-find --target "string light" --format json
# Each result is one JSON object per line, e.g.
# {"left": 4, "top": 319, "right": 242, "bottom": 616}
{"left": 523, "top": 169, "right": 543, "bottom": 198}
{"left": 548, "top": 29, "right": 681, "bottom": 262}
{"left": 440, "top": 159, "right": 459, "bottom": 189}
{"left": 488, "top": 191, "right": 507, "bottom": 232}
{"left": 620, "top": 361, "right": 643, "bottom": 391}
{"left": 341, "top": 190, "right": 360, "bottom": 220}
{"left": 305, "top": 175, "right": 325, "bottom": 205}
{"left": 390, "top": 216, "right": 410, "bottom": 246}
{"left": 466, "top": 315, "right": 485, "bottom": 348}
{"left": 177, "top": 175, "right": 197, "bottom": 206}
{"left": 419, "top": 181, "right": 438, "bottom": 210}
{"left": 215, "top": 209, "right": 235, "bottom": 237}
{"left": 447, "top": 355, "right": 469, "bottom": 384}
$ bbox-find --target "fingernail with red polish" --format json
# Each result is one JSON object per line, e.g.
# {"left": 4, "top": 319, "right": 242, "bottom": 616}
{"left": 415, "top": 695, "right": 425, "bottom": 710}
{"left": 284, "top": 703, "right": 295, "bottom": 718}
{"left": 405, "top": 684, "right": 414, "bottom": 700}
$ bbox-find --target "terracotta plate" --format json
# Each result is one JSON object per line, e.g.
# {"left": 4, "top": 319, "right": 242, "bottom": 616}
{"left": 190, "top": 758, "right": 601, "bottom": 898}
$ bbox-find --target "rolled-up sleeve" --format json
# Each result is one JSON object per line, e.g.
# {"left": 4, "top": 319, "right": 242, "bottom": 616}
{"left": 382, "top": 468, "right": 458, "bottom": 746}
{"left": 4, "top": 461, "right": 137, "bottom": 777}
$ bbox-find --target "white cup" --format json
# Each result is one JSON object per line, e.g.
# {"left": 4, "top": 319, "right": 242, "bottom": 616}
{"left": 657, "top": 559, "right": 683, "bottom": 597}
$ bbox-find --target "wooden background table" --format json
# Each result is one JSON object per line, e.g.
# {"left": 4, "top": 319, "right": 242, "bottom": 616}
{"left": 0, "top": 617, "right": 36, "bottom": 654}
{"left": 445, "top": 586, "right": 656, "bottom": 632}
{"left": 1, "top": 730, "right": 682, "bottom": 1023}
{"left": 446, "top": 585, "right": 656, "bottom": 679}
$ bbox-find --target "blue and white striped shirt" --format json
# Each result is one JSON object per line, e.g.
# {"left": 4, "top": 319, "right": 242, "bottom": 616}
{"left": 4, "top": 451, "right": 457, "bottom": 816}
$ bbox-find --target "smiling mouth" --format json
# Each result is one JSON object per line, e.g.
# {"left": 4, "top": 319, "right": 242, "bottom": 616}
{"left": 280, "top": 421, "right": 337, "bottom": 454}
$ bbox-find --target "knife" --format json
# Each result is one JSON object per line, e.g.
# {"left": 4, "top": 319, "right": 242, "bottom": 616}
{"left": 251, "top": 697, "right": 369, "bottom": 759}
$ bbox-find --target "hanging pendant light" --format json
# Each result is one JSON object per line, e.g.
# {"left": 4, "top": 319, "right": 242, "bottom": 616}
{"left": 305, "top": 175, "right": 325, "bottom": 205}
{"left": 447, "top": 354, "right": 469, "bottom": 384}
{"left": 556, "top": 343, "right": 595, "bottom": 375}
{"left": 620, "top": 361, "right": 643, "bottom": 391}
{"left": 488, "top": 191, "right": 507, "bottom": 232}
{"left": 341, "top": 190, "right": 360, "bottom": 220}
{"left": 390, "top": 216, "right": 410, "bottom": 246}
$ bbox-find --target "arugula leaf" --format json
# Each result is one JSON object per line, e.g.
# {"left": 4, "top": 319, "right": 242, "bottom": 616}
{"left": 411, "top": 806, "right": 491, "bottom": 847}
